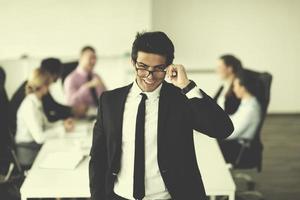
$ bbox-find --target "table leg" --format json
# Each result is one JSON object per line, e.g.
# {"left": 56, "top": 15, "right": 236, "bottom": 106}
{"left": 210, "top": 195, "right": 216, "bottom": 200}
{"left": 228, "top": 192, "right": 235, "bottom": 200}
{"left": 21, "top": 194, "right": 27, "bottom": 200}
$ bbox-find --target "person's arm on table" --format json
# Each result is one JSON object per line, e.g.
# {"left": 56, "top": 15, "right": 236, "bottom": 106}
{"left": 42, "top": 93, "right": 73, "bottom": 122}
{"left": 64, "top": 76, "right": 91, "bottom": 106}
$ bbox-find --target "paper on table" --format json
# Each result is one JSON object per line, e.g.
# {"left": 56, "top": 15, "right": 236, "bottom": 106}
{"left": 64, "top": 123, "right": 91, "bottom": 138}
{"left": 39, "top": 152, "right": 84, "bottom": 170}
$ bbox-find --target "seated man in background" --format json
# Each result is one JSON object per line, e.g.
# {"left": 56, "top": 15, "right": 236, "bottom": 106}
{"left": 214, "top": 54, "right": 243, "bottom": 115}
{"left": 64, "top": 46, "right": 106, "bottom": 110}
{"left": 15, "top": 68, "right": 74, "bottom": 167}
{"left": 10, "top": 58, "right": 85, "bottom": 135}
{"left": 218, "top": 70, "right": 262, "bottom": 164}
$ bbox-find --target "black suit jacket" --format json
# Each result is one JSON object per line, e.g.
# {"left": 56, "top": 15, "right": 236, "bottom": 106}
{"left": 214, "top": 84, "right": 241, "bottom": 115}
{"left": 89, "top": 81, "right": 234, "bottom": 200}
{"left": 10, "top": 80, "right": 72, "bottom": 134}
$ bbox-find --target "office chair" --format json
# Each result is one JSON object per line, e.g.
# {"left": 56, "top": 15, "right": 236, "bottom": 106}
{"left": 0, "top": 67, "right": 24, "bottom": 199}
{"left": 9, "top": 80, "right": 27, "bottom": 137}
{"left": 233, "top": 69, "right": 273, "bottom": 200}
{"left": 61, "top": 61, "right": 78, "bottom": 84}
{"left": 0, "top": 130, "right": 24, "bottom": 200}
{"left": 5, "top": 69, "right": 44, "bottom": 170}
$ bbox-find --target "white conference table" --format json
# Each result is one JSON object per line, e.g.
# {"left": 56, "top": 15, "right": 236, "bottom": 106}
{"left": 20, "top": 121, "right": 93, "bottom": 199}
{"left": 194, "top": 132, "right": 236, "bottom": 200}
{"left": 21, "top": 127, "right": 235, "bottom": 200}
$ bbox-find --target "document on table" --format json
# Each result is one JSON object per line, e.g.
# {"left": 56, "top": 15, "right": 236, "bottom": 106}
{"left": 64, "top": 122, "right": 92, "bottom": 138}
{"left": 39, "top": 152, "right": 85, "bottom": 170}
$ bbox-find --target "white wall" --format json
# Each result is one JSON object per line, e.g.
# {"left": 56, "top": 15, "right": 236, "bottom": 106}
{"left": 0, "top": 0, "right": 151, "bottom": 59}
{"left": 152, "top": 0, "right": 300, "bottom": 113}
{"left": 0, "top": 0, "right": 151, "bottom": 99}
{"left": 1, "top": 0, "right": 300, "bottom": 113}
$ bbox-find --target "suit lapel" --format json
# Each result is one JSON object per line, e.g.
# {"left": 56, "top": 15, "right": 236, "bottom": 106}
{"left": 114, "top": 83, "right": 133, "bottom": 144}
{"left": 157, "top": 81, "right": 171, "bottom": 162}
{"left": 110, "top": 83, "right": 132, "bottom": 173}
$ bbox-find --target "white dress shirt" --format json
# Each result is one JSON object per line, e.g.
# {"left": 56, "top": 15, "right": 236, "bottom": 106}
{"left": 114, "top": 81, "right": 202, "bottom": 200}
{"left": 226, "top": 96, "right": 261, "bottom": 141}
{"left": 15, "top": 93, "right": 61, "bottom": 144}
{"left": 49, "top": 78, "right": 68, "bottom": 105}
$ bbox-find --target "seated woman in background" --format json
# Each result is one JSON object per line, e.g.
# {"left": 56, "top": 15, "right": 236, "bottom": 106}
{"left": 214, "top": 54, "right": 243, "bottom": 115}
{"left": 10, "top": 58, "right": 87, "bottom": 136}
{"left": 219, "top": 70, "right": 262, "bottom": 164}
{"left": 15, "top": 68, "right": 74, "bottom": 167}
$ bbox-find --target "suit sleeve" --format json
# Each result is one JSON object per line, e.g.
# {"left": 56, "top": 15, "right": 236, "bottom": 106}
{"left": 89, "top": 92, "right": 107, "bottom": 200}
{"left": 186, "top": 89, "right": 234, "bottom": 139}
{"left": 42, "top": 93, "right": 72, "bottom": 122}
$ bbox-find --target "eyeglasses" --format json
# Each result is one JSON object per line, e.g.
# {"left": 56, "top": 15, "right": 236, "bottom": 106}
{"left": 135, "top": 62, "right": 167, "bottom": 78}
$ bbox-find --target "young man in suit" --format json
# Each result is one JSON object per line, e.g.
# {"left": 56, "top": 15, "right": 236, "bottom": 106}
{"left": 214, "top": 54, "right": 243, "bottom": 115}
{"left": 89, "top": 31, "right": 234, "bottom": 200}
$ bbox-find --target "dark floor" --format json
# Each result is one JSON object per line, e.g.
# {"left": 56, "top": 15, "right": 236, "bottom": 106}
{"left": 235, "top": 115, "right": 300, "bottom": 200}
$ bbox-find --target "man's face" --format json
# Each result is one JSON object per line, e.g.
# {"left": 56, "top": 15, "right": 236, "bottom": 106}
{"left": 80, "top": 50, "right": 97, "bottom": 73}
{"left": 216, "top": 59, "right": 233, "bottom": 80}
{"left": 134, "top": 52, "right": 167, "bottom": 92}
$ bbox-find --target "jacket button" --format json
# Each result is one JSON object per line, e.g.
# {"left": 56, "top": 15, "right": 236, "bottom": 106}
{"left": 161, "top": 169, "right": 168, "bottom": 173}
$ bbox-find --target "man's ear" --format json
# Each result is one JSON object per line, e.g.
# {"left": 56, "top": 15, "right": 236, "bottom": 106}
{"left": 131, "top": 59, "right": 135, "bottom": 67}
{"left": 228, "top": 66, "right": 233, "bottom": 74}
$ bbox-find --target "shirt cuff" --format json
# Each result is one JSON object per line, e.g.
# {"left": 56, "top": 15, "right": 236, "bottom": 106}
{"left": 185, "top": 87, "right": 203, "bottom": 99}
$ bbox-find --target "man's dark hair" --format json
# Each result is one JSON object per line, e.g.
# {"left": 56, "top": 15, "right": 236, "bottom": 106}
{"left": 40, "top": 58, "right": 62, "bottom": 76}
{"left": 220, "top": 54, "right": 243, "bottom": 74}
{"left": 131, "top": 31, "right": 175, "bottom": 66}
{"left": 81, "top": 46, "right": 96, "bottom": 54}
{"left": 236, "top": 69, "right": 258, "bottom": 96}
{"left": 0, "top": 66, "right": 6, "bottom": 86}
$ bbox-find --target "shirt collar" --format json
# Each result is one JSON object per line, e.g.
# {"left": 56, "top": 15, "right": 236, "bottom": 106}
{"left": 223, "top": 80, "right": 232, "bottom": 90}
{"left": 130, "top": 80, "right": 162, "bottom": 100}
{"left": 241, "top": 96, "right": 255, "bottom": 105}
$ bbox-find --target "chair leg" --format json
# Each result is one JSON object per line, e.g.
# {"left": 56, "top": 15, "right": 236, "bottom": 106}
{"left": 237, "top": 190, "right": 264, "bottom": 200}
{"left": 247, "top": 180, "right": 256, "bottom": 191}
{"left": 234, "top": 172, "right": 256, "bottom": 190}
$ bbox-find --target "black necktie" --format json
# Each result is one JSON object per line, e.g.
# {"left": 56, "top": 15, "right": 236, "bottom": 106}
{"left": 133, "top": 93, "right": 147, "bottom": 200}
{"left": 87, "top": 73, "right": 99, "bottom": 106}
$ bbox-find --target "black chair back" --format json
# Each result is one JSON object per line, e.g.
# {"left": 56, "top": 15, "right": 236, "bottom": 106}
{"left": 235, "top": 69, "right": 272, "bottom": 171}
{"left": 0, "top": 67, "right": 22, "bottom": 176}
{"left": 9, "top": 81, "right": 27, "bottom": 137}
{"left": 0, "top": 67, "right": 13, "bottom": 173}
{"left": 245, "top": 69, "right": 272, "bottom": 136}
{"left": 61, "top": 61, "right": 78, "bottom": 84}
